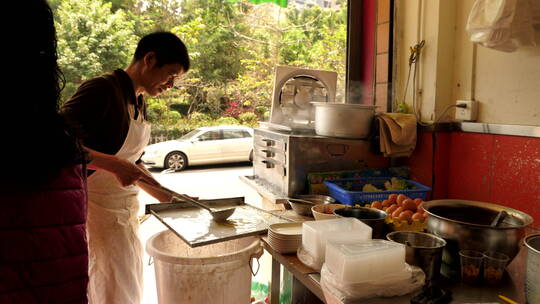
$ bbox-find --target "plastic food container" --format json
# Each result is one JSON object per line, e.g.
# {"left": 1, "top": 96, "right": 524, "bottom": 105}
{"left": 302, "top": 218, "right": 372, "bottom": 265}
{"left": 325, "top": 239, "right": 406, "bottom": 283}
{"left": 324, "top": 177, "right": 431, "bottom": 205}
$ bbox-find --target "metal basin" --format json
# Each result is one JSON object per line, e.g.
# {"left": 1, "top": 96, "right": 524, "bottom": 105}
{"left": 333, "top": 207, "right": 388, "bottom": 239}
{"left": 287, "top": 199, "right": 316, "bottom": 216}
{"left": 423, "top": 200, "right": 533, "bottom": 271}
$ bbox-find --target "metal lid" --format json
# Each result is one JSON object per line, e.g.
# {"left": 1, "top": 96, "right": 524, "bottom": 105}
{"left": 146, "top": 197, "right": 291, "bottom": 247}
{"left": 268, "top": 66, "right": 338, "bottom": 131}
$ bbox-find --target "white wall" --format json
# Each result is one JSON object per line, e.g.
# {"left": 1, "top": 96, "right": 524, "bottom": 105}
{"left": 395, "top": 0, "right": 540, "bottom": 126}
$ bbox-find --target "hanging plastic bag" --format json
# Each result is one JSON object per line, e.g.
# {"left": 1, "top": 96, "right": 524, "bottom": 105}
{"left": 466, "top": 0, "right": 536, "bottom": 52}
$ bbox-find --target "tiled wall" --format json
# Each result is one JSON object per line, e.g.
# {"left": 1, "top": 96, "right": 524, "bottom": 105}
{"left": 401, "top": 131, "right": 540, "bottom": 229}
{"left": 375, "top": 0, "right": 391, "bottom": 110}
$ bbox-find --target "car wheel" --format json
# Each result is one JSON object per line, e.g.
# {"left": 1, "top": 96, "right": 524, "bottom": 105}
{"left": 164, "top": 151, "right": 187, "bottom": 171}
{"left": 249, "top": 150, "right": 254, "bottom": 162}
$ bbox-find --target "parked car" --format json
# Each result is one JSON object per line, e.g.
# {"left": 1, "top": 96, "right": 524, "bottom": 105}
{"left": 142, "top": 125, "right": 254, "bottom": 171}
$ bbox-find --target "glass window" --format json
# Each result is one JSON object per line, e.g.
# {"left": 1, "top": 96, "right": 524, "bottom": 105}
{"left": 198, "top": 130, "right": 222, "bottom": 141}
{"left": 223, "top": 130, "right": 252, "bottom": 139}
{"left": 179, "top": 129, "right": 201, "bottom": 140}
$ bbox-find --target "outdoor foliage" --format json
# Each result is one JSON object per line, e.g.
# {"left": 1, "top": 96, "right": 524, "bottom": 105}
{"left": 54, "top": 0, "right": 137, "bottom": 99}
{"left": 52, "top": 0, "right": 347, "bottom": 137}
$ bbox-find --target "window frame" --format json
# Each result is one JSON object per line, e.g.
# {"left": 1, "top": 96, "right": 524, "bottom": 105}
{"left": 346, "top": 0, "right": 392, "bottom": 111}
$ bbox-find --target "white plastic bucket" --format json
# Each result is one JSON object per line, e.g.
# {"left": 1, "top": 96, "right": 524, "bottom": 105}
{"left": 146, "top": 230, "right": 262, "bottom": 304}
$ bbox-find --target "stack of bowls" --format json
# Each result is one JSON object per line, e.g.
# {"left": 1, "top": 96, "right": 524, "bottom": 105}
{"left": 268, "top": 222, "right": 302, "bottom": 254}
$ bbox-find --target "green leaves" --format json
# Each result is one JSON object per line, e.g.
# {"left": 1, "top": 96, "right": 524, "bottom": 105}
{"left": 52, "top": 0, "right": 347, "bottom": 133}
{"left": 55, "top": 0, "right": 136, "bottom": 100}
{"left": 227, "top": 0, "right": 288, "bottom": 8}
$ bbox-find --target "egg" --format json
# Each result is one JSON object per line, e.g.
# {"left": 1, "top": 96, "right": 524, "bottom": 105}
{"left": 386, "top": 204, "right": 398, "bottom": 215}
{"left": 392, "top": 207, "right": 404, "bottom": 218}
{"left": 412, "top": 212, "right": 424, "bottom": 221}
{"left": 402, "top": 199, "right": 417, "bottom": 212}
{"left": 396, "top": 194, "right": 408, "bottom": 206}
{"left": 417, "top": 202, "right": 425, "bottom": 213}
{"left": 398, "top": 210, "right": 413, "bottom": 223}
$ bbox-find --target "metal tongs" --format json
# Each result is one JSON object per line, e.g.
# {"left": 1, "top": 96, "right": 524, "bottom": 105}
{"left": 139, "top": 180, "right": 235, "bottom": 222}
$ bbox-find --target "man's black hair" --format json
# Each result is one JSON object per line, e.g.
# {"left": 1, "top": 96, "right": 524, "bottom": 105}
{"left": 133, "top": 32, "right": 190, "bottom": 71}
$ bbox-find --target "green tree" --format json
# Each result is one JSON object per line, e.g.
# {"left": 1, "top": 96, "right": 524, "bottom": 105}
{"left": 55, "top": 0, "right": 137, "bottom": 100}
{"left": 169, "top": 0, "right": 253, "bottom": 114}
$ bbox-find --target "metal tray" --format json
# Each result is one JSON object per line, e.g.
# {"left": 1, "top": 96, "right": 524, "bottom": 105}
{"left": 145, "top": 197, "right": 292, "bottom": 247}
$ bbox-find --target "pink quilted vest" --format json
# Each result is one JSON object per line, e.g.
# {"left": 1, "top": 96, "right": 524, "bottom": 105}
{"left": 0, "top": 165, "right": 88, "bottom": 304}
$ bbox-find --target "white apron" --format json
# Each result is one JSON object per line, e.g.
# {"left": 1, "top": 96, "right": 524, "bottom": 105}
{"left": 86, "top": 104, "right": 150, "bottom": 304}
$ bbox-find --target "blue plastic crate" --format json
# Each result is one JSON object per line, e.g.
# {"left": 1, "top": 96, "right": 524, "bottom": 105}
{"left": 323, "top": 177, "right": 431, "bottom": 205}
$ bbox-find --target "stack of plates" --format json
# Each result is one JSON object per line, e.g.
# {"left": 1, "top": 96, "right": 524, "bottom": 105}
{"left": 268, "top": 222, "right": 303, "bottom": 254}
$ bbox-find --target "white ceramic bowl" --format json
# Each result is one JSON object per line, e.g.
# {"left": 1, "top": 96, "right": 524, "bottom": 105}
{"left": 311, "top": 203, "right": 348, "bottom": 220}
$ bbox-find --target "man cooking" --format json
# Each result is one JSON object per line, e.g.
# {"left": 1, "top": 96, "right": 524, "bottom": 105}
{"left": 61, "top": 31, "right": 190, "bottom": 304}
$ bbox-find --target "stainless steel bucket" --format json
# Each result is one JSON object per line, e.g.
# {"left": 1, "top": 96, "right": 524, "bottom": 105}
{"left": 525, "top": 233, "right": 540, "bottom": 304}
{"left": 386, "top": 231, "right": 447, "bottom": 281}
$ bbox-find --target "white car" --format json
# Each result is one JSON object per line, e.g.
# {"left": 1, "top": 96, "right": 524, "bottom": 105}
{"left": 142, "top": 125, "right": 254, "bottom": 171}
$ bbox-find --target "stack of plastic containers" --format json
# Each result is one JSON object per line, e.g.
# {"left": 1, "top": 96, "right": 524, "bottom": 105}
{"left": 325, "top": 240, "right": 406, "bottom": 283}
{"left": 298, "top": 218, "right": 372, "bottom": 270}
{"left": 321, "top": 240, "right": 425, "bottom": 301}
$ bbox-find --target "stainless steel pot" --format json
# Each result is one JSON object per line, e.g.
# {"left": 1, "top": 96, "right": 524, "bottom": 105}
{"left": 311, "top": 102, "right": 376, "bottom": 139}
{"left": 422, "top": 200, "right": 533, "bottom": 271}
{"left": 525, "top": 233, "right": 540, "bottom": 304}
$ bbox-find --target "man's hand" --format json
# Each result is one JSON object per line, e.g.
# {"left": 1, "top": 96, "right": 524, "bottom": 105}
{"left": 84, "top": 146, "right": 158, "bottom": 187}
{"left": 113, "top": 158, "right": 157, "bottom": 187}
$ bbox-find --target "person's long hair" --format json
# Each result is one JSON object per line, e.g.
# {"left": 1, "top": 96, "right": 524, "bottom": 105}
{"left": 1, "top": 0, "right": 85, "bottom": 189}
